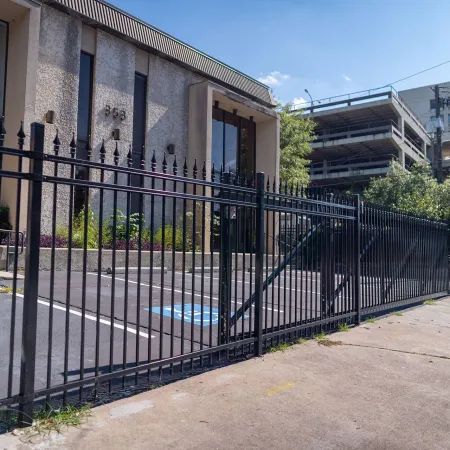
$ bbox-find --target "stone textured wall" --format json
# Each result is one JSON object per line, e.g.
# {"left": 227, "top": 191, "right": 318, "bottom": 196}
{"left": 35, "top": 4, "right": 82, "bottom": 233}
{"left": 33, "top": 9, "right": 206, "bottom": 235}
{"left": 144, "top": 54, "right": 204, "bottom": 228}
{"left": 90, "top": 30, "right": 135, "bottom": 219}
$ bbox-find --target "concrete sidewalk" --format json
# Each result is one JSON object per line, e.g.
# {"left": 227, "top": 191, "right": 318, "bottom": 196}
{"left": 3, "top": 297, "right": 450, "bottom": 450}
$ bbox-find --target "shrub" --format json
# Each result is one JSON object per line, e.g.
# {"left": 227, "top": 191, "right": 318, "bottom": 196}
{"left": 153, "top": 217, "right": 195, "bottom": 252}
{"left": 0, "top": 206, "right": 12, "bottom": 241}
{"left": 109, "top": 210, "right": 144, "bottom": 241}
{"left": 39, "top": 234, "right": 68, "bottom": 248}
{"left": 72, "top": 207, "right": 100, "bottom": 249}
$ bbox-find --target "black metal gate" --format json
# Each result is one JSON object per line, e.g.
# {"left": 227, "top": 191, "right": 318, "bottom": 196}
{"left": 0, "top": 121, "right": 448, "bottom": 429}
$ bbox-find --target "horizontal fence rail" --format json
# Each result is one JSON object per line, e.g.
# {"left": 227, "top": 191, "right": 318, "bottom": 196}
{"left": 0, "top": 121, "right": 448, "bottom": 429}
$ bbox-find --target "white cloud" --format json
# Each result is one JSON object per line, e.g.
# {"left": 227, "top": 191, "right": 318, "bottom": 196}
{"left": 342, "top": 75, "right": 351, "bottom": 81}
{"left": 258, "top": 71, "right": 290, "bottom": 86}
{"left": 293, "top": 97, "right": 307, "bottom": 107}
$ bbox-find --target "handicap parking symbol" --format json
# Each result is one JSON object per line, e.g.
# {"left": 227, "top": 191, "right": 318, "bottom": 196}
{"left": 147, "top": 304, "right": 246, "bottom": 326}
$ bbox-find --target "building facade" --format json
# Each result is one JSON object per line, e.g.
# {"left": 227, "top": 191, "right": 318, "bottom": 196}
{"left": 399, "top": 82, "right": 450, "bottom": 179}
{"left": 0, "top": 0, "right": 279, "bottom": 231}
{"left": 302, "top": 88, "right": 431, "bottom": 190}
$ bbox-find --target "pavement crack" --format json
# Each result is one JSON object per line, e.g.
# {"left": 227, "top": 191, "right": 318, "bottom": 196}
{"left": 340, "top": 342, "right": 450, "bottom": 361}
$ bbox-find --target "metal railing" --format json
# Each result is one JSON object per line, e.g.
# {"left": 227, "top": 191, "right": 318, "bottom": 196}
{"left": 0, "top": 229, "right": 24, "bottom": 272}
{"left": 0, "top": 121, "right": 448, "bottom": 429}
{"left": 292, "top": 85, "right": 429, "bottom": 137}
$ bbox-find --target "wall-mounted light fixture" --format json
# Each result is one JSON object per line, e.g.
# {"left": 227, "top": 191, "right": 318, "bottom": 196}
{"left": 167, "top": 144, "right": 175, "bottom": 155}
{"left": 45, "top": 110, "right": 55, "bottom": 124}
{"left": 233, "top": 109, "right": 238, "bottom": 116}
{"left": 214, "top": 101, "right": 219, "bottom": 108}
{"left": 112, "top": 128, "right": 120, "bottom": 140}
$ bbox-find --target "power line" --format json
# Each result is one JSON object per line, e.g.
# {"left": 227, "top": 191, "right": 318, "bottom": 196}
{"left": 295, "top": 59, "right": 450, "bottom": 109}
{"left": 385, "top": 60, "right": 450, "bottom": 87}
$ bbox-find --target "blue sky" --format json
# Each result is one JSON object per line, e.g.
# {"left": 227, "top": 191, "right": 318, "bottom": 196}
{"left": 109, "top": 0, "right": 450, "bottom": 106}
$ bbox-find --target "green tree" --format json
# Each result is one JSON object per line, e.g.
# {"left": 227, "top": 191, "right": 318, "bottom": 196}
{"left": 364, "top": 160, "right": 450, "bottom": 220}
{"left": 278, "top": 103, "right": 316, "bottom": 187}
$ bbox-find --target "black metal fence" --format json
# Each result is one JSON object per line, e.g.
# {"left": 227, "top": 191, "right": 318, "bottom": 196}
{"left": 0, "top": 121, "right": 448, "bottom": 428}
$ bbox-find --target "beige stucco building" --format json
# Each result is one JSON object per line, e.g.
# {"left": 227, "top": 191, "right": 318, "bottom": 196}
{"left": 0, "top": 0, "right": 280, "bottom": 232}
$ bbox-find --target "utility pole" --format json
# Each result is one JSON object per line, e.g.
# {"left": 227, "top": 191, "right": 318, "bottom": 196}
{"left": 434, "top": 84, "right": 444, "bottom": 184}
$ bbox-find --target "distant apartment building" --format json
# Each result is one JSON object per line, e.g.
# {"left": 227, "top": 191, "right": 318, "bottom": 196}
{"left": 399, "top": 82, "right": 450, "bottom": 179}
{"left": 301, "top": 88, "right": 431, "bottom": 190}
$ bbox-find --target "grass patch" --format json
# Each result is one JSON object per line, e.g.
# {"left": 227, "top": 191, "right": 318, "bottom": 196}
{"left": 267, "top": 337, "right": 308, "bottom": 353}
{"left": 317, "top": 339, "right": 342, "bottom": 347}
{"left": 267, "top": 341, "right": 294, "bottom": 353}
{"left": 313, "top": 331, "right": 327, "bottom": 340}
{"left": 390, "top": 311, "right": 403, "bottom": 316}
{"left": 423, "top": 300, "right": 437, "bottom": 306}
{"left": 0, "top": 286, "right": 24, "bottom": 295}
{"left": 364, "top": 317, "right": 376, "bottom": 323}
{"left": 338, "top": 323, "right": 350, "bottom": 332}
{"left": 26, "top": 404, "right": 91, "bottom": 436}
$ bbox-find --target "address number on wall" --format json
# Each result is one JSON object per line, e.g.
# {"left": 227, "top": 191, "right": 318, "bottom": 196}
{"left": 105, "top": 105, "right": 126, "bottom": 121}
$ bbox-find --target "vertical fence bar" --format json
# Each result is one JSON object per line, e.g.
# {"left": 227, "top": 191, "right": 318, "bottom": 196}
{"left": 8, "top": 123, "right": 25, "bottom": 404}
{"left": 95, "top": 141, "right": 106, "bottom": 393}
{"left": 46, "top": 131, "right": 60, "bottom": 406}
{"left": 18, "top": 122, "right": 44, "bottom": 426}
{"left": 354, "top": 195, "right": 361, "bottom": 325}
{"left": 254, "top": 173, "right": 265, "bottom": 356}
{"left": 219, "top": 172, "right": 230, "bottom": 347}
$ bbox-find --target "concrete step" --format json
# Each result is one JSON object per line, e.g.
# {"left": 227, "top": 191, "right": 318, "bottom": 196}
{"left": 0, "top": 271, "right": 24, "bottom": 280}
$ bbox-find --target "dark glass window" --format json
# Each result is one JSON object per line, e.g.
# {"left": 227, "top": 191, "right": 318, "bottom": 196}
{"left": 430, "top": 99, "right": 436, "bottom": 110}
{"left": 211, "top": 105, "right": 256, "bottom": 252}
{"left": 211, "top": 106, "right": 256, "bottom": 178}
{"left": 75, "top": 52, "right": 94, "bottom": 214}
{"left": 130, "top": 72, "right": 147, "bottom": 213}
{"left": 0, "top": 21, "right": 8, "bottom": 118}
{"left": 76, "top": 52, "right": 94, "bottom": 158}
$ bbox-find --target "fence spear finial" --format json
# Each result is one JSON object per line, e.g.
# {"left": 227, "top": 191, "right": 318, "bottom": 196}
{"left": 99, "top": 139, "right": 106, "bottom": 163}
{"left": 70, "top": 132, "right": 76, "bottom": 158}
{"left": 113, "top": 142, "right": 120, "bottom": 166}
{"left": 53, "top": 129, "right": 61, "bottom": 155}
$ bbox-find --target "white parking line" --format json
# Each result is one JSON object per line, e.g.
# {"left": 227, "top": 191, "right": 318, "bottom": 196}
{"left": 181, "top": 272, "right": 319, "bottom": 295}
{"left": 12, "top": 293, "right": 154, "bottom": 339}
{"left": 91, "top": 273, "right": 283, "bottom": 313}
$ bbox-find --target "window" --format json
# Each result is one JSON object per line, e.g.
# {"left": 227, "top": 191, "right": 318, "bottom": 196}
{"left": 212, "top": 106, "right": 256, "bottom": 177}
{"left": 75, "top": 52, "right": 94, "bottom": 214}
{"left": 130, "top": 72, "right": 147, "bottom": 213}
{"left": 211, "top": 105, "right": 256, "bottom": 252}
{"left": 430, "top": 99, "right": 436, "bottom": 110}
{"left": 76, "top": 52, "right": 94, "bottom": 158}
{"left": 0, "top": 21, "right": 8, "bottom": 118}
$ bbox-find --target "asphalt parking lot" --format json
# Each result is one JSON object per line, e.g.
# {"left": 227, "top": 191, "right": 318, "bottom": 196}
{"left": 0, "top": 268, "right": 329, "bottom": 398}
{"left": 0, "top": 267, "right": 380, "bottom": 400}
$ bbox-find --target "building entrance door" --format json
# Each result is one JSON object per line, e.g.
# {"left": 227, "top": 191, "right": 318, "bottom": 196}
{"left": 212, "top": 104, "right": 256, "bottom": 252}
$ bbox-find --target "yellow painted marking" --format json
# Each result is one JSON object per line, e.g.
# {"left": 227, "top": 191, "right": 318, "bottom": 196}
{"left": 383, "top": 330, "right": 401, "bottom": 339}
{"left": 265, "top": 382, "right": 295, "bottom": 397}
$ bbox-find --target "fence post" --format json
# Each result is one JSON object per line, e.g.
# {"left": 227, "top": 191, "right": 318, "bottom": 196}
{"left": 219, "top": 173, "right": 231, "bottom": 346}
{"left": 18, "top": 122, "right": 44, "bottom": 426}
{"left": 354, "top": 195, "right": 361, "bottom": 325}
{"left": 254, "top": 172, "right": 265, "bottom": 356}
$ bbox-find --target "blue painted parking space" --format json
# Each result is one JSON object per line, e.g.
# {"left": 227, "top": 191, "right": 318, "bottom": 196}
{"left": 147, "top": 304, "right": 246, "bottom": 326}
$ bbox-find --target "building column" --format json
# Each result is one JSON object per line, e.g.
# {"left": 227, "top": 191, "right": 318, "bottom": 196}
{"left": 397, "top": 116, "right": 404, "bottom": 139}
{"left": 1, "top": 0, "right": 41, "bottom": 231}
{"left": 398, "top": 148, "right": 405, "bottom": 168}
